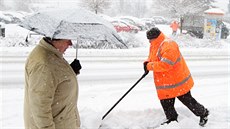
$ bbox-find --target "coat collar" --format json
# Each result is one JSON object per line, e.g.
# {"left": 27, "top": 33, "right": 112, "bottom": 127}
{"left": 39, "top": 38, "right": 63, "bottom": 58}
{"left": 150, "top": 32, "right": 166, "bottom": 48}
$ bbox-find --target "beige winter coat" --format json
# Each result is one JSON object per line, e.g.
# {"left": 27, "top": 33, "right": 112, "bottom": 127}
{"left": 24, "top": 39, "right": 80, "bottom": 129}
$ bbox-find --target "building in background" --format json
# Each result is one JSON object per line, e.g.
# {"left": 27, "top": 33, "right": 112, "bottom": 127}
{"left": 203, "top": 8, "right": 225, "bottom": 40}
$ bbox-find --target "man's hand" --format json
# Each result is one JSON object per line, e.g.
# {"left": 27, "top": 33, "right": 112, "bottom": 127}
{"left": 70, "top": 59, "right": 82, "bottom": 75}
{"left": 143, "top": 61, "right": 149, "bottom": 75}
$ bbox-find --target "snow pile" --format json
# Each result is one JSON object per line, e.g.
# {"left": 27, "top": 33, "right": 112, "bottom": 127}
{"left": 173, "top": 34, "right": 229, "bottom": 49}
{"left": 0, "top": 24, "right": 144, "bottom": 49}
{"left": 117, "top": 32, "right": 146, "bottom": 48}
{"left": 0, "top": 11, "right": 12, "bottom": 22}
{"left": 1, "top": 29, "right": 229, "bottom": 49}
{"left": 0, "top": 24, "right": 229, "bottom": 49}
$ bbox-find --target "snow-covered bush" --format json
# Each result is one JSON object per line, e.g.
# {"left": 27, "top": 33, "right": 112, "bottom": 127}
{"left": 0, "top": 33, "right": 41, "bottom": 47}
{"left": 75, "top": 38, "right": 126, "bottom": 49}
{"left": 173, "top": 34, "right": 228, "bottom": 49}
{"left": 0, "top": 32, "right": 145, "bottom": 49}
{"left": 118, "top": 32, "right": 145, "bottom": 48}
{"left": 1, "top": 28, "right": 228, "bottom": 49}
{"left": 73, "top": 32, "right": 145, "bottom": 49}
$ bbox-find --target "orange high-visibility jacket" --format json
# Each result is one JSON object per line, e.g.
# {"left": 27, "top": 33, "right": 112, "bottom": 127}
{"left": 170, "top": 21, "right": 179, "bottom": 31}
{"left": 146, "top": 32, "right": 194, "bottom": 100}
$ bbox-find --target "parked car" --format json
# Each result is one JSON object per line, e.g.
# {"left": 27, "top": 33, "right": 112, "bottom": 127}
{"left": 152, "top": 16, "right": 168, "bottom": 24}
{"left": 140, "top": 18, "right": 155, "bottom": 29}
{"left": 0, "top": 22, "right": 5, "bottom": 37}
{"left": 111, "top": 20, "right": 139, "bottom": 33}
{"left": 111, "top": 21, "right": 130, "bottom": 32}
{"left": 0, "top": 11, "right": 28, "bottom": 24}
{"left": 0, "top": 11, "right": 12, "bottom": 24}
{"left": 111, "top": 20, "right": 140, "bottom": 33}
{"left": 118, "top": 16, "right": 146, "bottom": 31}
{"left": 221, "top": 23, "right": 229, "bottom": 39}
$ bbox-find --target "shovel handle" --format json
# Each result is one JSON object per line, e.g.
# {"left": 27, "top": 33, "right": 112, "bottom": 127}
{"left": 102, "top": 72, "right": 148, "bottom": 120}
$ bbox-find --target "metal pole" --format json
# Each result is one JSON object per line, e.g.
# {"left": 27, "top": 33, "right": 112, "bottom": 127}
{"left": 180, "top": 16, "right": 183, "bottom": 34}
{"left": 102, "top": 72, "right": 148, "bottom": 120}
{"left": 75, "top": 37, "right": 80, "bottom": 59}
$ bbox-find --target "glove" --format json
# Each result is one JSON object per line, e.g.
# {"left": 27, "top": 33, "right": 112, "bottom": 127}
{"left": 143, "top": 61, "right": 149, "bottom": 75}
{"left": 70, "top": 59, "right": 82, "bottom": 75}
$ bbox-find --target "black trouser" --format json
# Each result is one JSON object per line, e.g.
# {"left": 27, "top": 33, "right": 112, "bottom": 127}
{"left": 160, "top": 91, "right": 206, "bottom": 120}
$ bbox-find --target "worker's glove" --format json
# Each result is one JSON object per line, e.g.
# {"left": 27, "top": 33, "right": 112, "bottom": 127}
{"left": 143, "top": 61, "right": 149, "bottom": 75}
{"left": 70, "top": 59, "right": 82, "bottom": 75}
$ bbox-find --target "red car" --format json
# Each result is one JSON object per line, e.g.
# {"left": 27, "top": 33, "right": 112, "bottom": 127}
{"left": 111, "top": 20, "right": 139, "bottom": 33}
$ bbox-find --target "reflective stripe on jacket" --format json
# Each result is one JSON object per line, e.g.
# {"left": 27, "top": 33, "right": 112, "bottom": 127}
{"left": 146, "top": 32, "right": 194, "bottom": 100}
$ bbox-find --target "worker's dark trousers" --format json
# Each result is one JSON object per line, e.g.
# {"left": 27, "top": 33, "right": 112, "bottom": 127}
{"left": 160, "top": 91, "right": 207, "bottom": 120}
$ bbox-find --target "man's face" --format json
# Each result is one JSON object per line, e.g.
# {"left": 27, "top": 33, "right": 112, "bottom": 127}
{"left": 53, "top": 39, "right": 72, "bottom": 54}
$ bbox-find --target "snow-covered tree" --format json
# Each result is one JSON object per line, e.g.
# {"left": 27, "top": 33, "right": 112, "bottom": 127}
{"left": 132, "top": 0, "right": 147, "bottom": 18}
{"left": 228, "top": 0, "right": 230, "bottom": 13}
{"left": 0, "top": 0, "right": 32, "bottom": 12}
{"left": 0, "top": 0, "right": 8, "bottom": 11}
{"left": 116, "top": 0, "right": 125, "bottom": 15}
{"left": 80, "top": 0, "right": 111, "bottom": 14}
{"left": 151, "top": 0, "right": 215, "bottom": 18}
{"left": 14, "top": 0, "right": 32, "bottom": 12}
{"left": 0, "top": 0, "right": 4, "bottom": 10}
{"left": 110, "top": 0, "right": 147, "bottom": 18}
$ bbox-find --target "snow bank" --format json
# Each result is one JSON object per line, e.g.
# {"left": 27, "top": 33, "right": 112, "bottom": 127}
{"left": 1, "top": 24, "right": 229, "bottom": 49}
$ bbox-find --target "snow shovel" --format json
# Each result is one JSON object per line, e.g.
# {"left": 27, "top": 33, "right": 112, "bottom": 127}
{"left": 101, "top": 71, "right": 149, "bottom": 120}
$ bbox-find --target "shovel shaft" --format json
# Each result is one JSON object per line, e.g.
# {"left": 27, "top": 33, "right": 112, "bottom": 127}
{"left": 102, "top": 72, "right": 148, "bottom": 120}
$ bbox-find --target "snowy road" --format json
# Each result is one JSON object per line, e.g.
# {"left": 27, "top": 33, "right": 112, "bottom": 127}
{"left": 0, "top": 48, "right": 230, "bottom": 129}
{"left": 0, "top": 51, "right": 229, "bottom": 88}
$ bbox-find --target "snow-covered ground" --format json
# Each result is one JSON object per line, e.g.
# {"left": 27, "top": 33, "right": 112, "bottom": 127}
{"left": 0, "top": 24, "right": 230, "bottom": 129}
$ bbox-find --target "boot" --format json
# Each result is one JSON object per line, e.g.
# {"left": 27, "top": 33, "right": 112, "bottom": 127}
{"left": 199, "top": 109, "right": 209, "bottom": 126}
{"left": 161, "top": 118, "right": 178, "bottom": 125}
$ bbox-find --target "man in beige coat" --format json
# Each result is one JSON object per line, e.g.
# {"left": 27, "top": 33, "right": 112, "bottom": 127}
{"left": 24, "top": 37, "right": 81, "bottom": 129}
